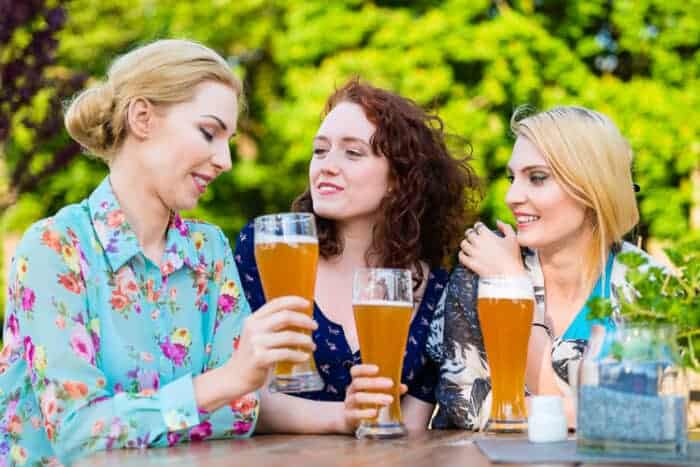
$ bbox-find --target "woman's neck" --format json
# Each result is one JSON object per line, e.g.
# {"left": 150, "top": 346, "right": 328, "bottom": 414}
{"left": 109, "top": 152, "right": 171, "bottom": 264}
{"left": 330, "top": 218, "right": 375, "bottom": 270}
{"left": 538, "top": 228, "right": 596, "bottom": 301}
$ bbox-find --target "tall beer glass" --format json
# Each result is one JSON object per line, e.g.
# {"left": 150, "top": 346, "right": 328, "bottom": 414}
{"left": 352, "top": 268, "right": 413, "bottom": 439}
{"left": 254, "top": 213, "right": 324, "bottom": 393}
{"left": 477, "top": 276, "right": 534, "bottom": 433}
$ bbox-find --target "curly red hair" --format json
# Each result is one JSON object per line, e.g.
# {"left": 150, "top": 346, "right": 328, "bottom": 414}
{"left": 292, "top": 78, "right": 480, "bottom": 284}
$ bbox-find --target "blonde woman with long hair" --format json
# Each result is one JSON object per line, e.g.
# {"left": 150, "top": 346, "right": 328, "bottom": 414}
{"left": 428, "top": 106, "right": 656, "bottom": 430}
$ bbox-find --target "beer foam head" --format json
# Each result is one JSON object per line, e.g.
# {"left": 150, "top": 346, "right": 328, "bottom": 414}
{"left": 255, "top": 233, "right": 318, "bottom": 245}
{"left": 477, "top": 276, "right": 534, "bottom": 300}
{"left": 352, "top": 299, "right": 413, "bottom": 308}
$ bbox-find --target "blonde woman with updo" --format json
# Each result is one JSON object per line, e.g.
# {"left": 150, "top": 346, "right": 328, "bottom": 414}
{"left": 428, "top": 106, "right": 660, "bottom": 430}
{"left": 0, "top": 39, "right": 362, "bottom": 465}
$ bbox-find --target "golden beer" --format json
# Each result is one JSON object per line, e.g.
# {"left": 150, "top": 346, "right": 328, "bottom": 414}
{"left": 353, "top": 300, "right": 412, "bottom": 424}
{"left": 255, "top": 237, "right": 319, "bottom": 377}
{"left": 477, "top": 281, "right": 534, "bottom": 432}
{"left": 352, "top": 267, "right": 412, "bottom": 438}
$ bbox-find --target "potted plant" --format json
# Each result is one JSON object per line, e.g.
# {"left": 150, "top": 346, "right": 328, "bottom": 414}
{"left": 588, "top": 236, "right": 700, "bottom": 434}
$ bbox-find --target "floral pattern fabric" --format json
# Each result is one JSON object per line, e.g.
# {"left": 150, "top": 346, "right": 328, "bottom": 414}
{"left": 234, "top": 221, "right": 445, "bottom": 403}
{"left": 427, "top": 242, "right": 656, "bottom": 430}
{"left": 0, "top": 177, "right": 258, "bottom": 466}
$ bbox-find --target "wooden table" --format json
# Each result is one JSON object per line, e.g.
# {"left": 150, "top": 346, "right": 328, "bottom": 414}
{"left": 75, "top": 430, "right": 649, "bottom": 467}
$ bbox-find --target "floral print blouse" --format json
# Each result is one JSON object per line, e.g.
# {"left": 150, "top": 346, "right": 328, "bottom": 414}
{"left": 426, "top": 242, "right": 656, "bottom": 430}
{"left": 0, "top": 177, "right": 258, "bottom": 466}
{"left": 234, "top": 221, "right": 445, "bottom": 404}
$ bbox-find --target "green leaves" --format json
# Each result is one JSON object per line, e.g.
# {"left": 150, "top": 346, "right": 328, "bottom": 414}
{"left": 4, "top": 0, "right": 699, "bottom": 240}
{"left": 588, "top": 237, "right": 700, "bottom": 370}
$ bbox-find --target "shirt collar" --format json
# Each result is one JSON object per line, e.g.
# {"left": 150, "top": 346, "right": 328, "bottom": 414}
{"left": 162, "top": 213, "right": 200, "bottom": 275}
{"left": 88, "top": 177, "right": 199, "bottom": 273}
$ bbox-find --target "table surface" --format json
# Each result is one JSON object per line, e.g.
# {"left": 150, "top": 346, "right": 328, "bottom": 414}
{"left": 76, "top": 429, "right": 693, "bottom": 467}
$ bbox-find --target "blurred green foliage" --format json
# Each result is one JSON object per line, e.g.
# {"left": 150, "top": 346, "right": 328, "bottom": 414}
{"left": 589, "top": 234, "right": 700, "bottom": 370}
{"left": 1, "top": 2, "right": 699, "bottom": 312}
{"left": 4, "top": 0, "right": 699, "bottom": 235}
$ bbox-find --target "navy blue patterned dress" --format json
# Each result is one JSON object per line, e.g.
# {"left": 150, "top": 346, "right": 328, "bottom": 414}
{"left": 234, "top": 222, "right": 445, "bottom": 403}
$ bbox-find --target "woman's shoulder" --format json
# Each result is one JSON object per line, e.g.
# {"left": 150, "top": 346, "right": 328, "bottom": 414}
{"left": 417, "top": 266, "right": 449, "bottom": 310}
{"left": 616, "top": 241, "right": 666, "bottom": 271}
{"left": 428, "top": 265, "right": 449, "bottom": 285}
{"left": 610, "top": 241, "right": 667, "bottom": 305}
{"left": 15, "top": 202, "right": 92, "bottom": 254}
{"left": 444, "top": 264, "right": 479, "bottom": 291}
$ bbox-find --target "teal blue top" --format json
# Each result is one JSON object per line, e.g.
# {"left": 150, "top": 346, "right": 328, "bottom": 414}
{"left": 0, "top": 178, "right": 259, "bottom": 465}
{"left": 561, "top": 252, "right": 616, "bottom": 341}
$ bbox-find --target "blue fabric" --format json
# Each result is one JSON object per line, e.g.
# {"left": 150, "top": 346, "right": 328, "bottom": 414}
{"left": 234, "top": 221, "right": 445, "bottom": 404}
{"left": 561, "top": 253, "right": 616, "bottom": 341}
{"left": 0, "top": 178, "right": 259, "bottom": 466}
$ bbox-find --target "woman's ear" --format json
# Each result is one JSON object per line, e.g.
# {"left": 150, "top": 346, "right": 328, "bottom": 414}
{"left": 126, "top": 97, "right": 155, "bottom": 140}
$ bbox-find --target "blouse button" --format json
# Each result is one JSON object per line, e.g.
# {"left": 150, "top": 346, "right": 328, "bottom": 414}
{"left": 342, "top": 360, "right": 354, "bottom": 370}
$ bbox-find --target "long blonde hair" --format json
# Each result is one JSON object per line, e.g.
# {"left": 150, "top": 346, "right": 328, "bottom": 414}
{"left": 65, "top": 39, "right": 241, "bottom": 161}
{"left": 511, "top": 106, "right": 639, "bottom": 291}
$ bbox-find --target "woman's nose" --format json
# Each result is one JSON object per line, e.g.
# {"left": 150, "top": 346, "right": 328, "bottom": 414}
{"left": 212, "top": 144, "right": 232, "bottom": 173}
{"left": 505, "top": 179, "right": 526, "bottom": 206}
{"left": 318, "top": 151, "right": 341, "bottom": 175}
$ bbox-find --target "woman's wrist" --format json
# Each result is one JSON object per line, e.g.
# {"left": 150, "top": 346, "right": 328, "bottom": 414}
{"left": 505, "top": 264, "right": 528, "bottom": 277}
{"left": 531, "top": 321, "right": 553, "bottom": 339}
{"left": 193, "top": 364, "right": 253, "bottom": 413}
{"left": 334, "top": 403, "right": 354, "bottom": 434}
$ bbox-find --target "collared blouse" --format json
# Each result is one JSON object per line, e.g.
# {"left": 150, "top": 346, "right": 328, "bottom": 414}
{"left": 0, "top": 177, "right": 258, "bottom": 466}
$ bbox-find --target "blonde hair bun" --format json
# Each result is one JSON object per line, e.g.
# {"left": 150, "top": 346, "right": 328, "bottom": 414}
{"left": 65, "top": 82, "right": 116, "bottom": 158}
{"left": 63, "top": 39, "right": 241, "bottom": 162}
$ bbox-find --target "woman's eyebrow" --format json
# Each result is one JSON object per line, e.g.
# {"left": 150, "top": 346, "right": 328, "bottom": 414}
{"left": 507, "top": 164, "right": 550, "bottom": 172}
{"left": 340, "top": 136, "right": 370, "bottom": 147}
{"left": 201, "top": 114, "right": 227, "bottom": 131}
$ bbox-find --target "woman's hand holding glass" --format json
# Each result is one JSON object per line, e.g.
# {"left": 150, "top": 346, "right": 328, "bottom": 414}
{"left": 341, "top": 364, "right": 408, "bottom": 432}
{"left": 224, "top": 296, "right": 318, "bottom": 396}
{"left": 459, "top": 221, "right": 525, "bottom": 277}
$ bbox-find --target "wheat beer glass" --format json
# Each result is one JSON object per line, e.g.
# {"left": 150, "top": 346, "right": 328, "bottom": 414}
{"left": 477, "top": 276, "right": 534, "bottom": 433}
{"left": 254, "top": 213, "right": 324, "bottom": 393}
{"left": 352, "top": 268, "right": 413, "bottom": 439}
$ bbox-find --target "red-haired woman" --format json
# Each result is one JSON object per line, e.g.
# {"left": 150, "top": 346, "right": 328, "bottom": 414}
{"left": 235, "top": 79, "right": 480, "bottom": 432}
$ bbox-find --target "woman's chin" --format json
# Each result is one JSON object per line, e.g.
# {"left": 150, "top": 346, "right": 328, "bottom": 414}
{"left": 173, "top": 197, "right": 199, "bottom": 213}
{"left": 312, "top": 205, "right": 342, "bottom": 220}
{"left": 515, "top": 231, "right": 539, "bottom": 249}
